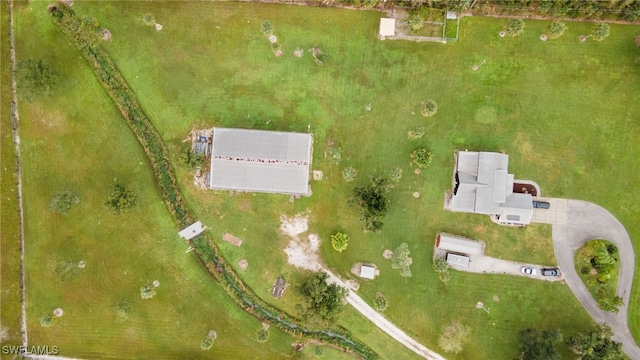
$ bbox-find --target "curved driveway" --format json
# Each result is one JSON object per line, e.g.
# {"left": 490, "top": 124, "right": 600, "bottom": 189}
{"left": 552, "top": 200, "right": 640, "bottom": 358}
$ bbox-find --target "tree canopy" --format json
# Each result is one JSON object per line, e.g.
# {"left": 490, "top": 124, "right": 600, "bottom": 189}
{"left": 350, "top": 177, "right": 391, "bottom": 232}
{"left": 518, "top": 328, "right": 562, "bottom": 360}
{"left": 15, "top": 59, "right": 57, "bottom": 99}
{"left": 330, "top": 232, "right": 349, "bottom": 252}
{"left": 567, "top": 324, "right": 624, "bottom": 360}
{"left": 296, "top": 272, "right": 347, "bottom": 325}
{"left": 591, "top": 23, "right": 611, "bottom": 41}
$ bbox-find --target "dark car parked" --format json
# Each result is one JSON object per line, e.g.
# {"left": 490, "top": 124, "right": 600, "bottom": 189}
{"left": 533, "top": 201, "right": 551, "bottom": 209}
{"left": 541, "top": 268, "right": 560, "bottom": 276}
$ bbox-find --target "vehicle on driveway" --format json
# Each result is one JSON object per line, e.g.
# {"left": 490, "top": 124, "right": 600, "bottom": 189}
{"left": 521, "top": 266, "right": 537, "bottom": 275}
{"left": 533, "top": 201, "right": 551, "bottom": 209}
{"left": 541, "top": 268, "right": 560, "bottom": 276}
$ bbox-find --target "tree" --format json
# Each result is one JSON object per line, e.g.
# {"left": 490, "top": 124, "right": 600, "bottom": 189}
{"left": 143, "top": 13, "right": 156, "bottom": 26}
{"left": 15, "top": 59, "right": 57, "bottom": 99}
{"left": 433, "top": 257, "right": 450, "bottom": 273}
{"left": 408, "top": 126, "right": 425, "bottom": 139}
{"left": 518, "top": 328, "right": 562, "bottom": 360}
{"left": 390, "top": 166, "right": 403, "bottom": 183}
{"left": 350, "top": 177, "right": 391, "bottom": 232}
{"left": 297, "top": 272, "right": 347, "bottom": 324}
{"left": 330, "top": 232, "right": 349, "bottom": 252}
{"left": 591, "top": 23, "right": 610, "bottom": 41}
{"left": 374, "top": 292, "right": 388, "bottom": 312}
{"left": 201, "top": 336, "right": 214, "bottom": 350}
{"left": 567, "top": 324, "right": 624, "bottom": 360}
{"left": 261, "top": 20, "right": 273, "bottom": 36}
{"left": 105, "top": 183, "right": 137, "bottom": 214}
{"left": 256, "top": 329, "right": 269, "bottom": 343}
{"left": 504, "top": 18, "right": 525, "bottom": 37}
{"left": 411, "top": 148, "right": 433, "bottom": 168}
{"left": 420, "top": 99, "right": 438, "bottom": 117}
{"left": 546, "top": 21, "right": 567, "bottom": 39}
{"left": 341, "top": 167, "right": 357, "bottom": 182}
{"left": 39, "top": 313, "right": 56, "bottom": 327}
{"left": 438, "top": 320, "right": 471, "bottom": 354}
{"left": 391, "top": 243, "right": 413, "bottom": 277}
{"left": 49, "top": 190, "right": 79, "bottom": 215}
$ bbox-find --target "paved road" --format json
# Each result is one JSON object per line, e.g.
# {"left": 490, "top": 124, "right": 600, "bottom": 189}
{"left": 552, "top": 200, "right": 640, "bottom": 358}
{"left": 323, "top": 269, "right": 445, "bottom": 360}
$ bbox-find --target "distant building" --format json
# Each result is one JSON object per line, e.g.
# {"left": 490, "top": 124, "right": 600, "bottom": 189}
{"left": 450, "top": 151, "right": 533, "bottom": 225}
{"left": 379, "top": 18, "right": 396, "bottom": 40}
{"left": 209, "top": 128, "right": 313, "bottom": 195}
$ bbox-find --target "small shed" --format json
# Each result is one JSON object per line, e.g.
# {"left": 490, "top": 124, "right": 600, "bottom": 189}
{"left": 178, "top": 221, "right": 204, "bottom": 240}
{"left": 360, "top": 265, "right": 376, "bottom": 280}
{"left": 446, "top": 11, "right": 458, "bottom": 20}
{"left": 435, "top": 233, "right": 483, "bottom": 255}
{"left": 379, "top": 18, "right": 396, "bottom": 39}
{"left": 446, "top": 253, "right": 470, "bottom": 267}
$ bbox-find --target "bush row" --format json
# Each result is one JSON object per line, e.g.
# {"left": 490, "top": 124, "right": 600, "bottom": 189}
{"left": 49, "top": 4, "right": 376, "bottom": 359}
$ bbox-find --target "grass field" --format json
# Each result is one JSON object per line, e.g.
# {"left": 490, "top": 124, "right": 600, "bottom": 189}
{"left": 10, "top": 1, "right": 640, "bottom": 359}
{"left": 0, "top": 0, "right": 24, "bottom": 348}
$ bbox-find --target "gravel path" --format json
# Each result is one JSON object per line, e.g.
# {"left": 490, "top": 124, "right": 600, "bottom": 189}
{"left": 324, "top": 269, "right": 445, "bottom": 360}
{"left": 552, "top": 200, "right": 640, "bottom": 359}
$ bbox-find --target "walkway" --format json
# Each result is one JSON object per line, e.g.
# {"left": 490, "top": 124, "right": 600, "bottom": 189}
{"left": 552, "top": 200, "right": 640, "bottom": 358}
{"left": 323, "top": 269, "right": 445, "bottom": 360}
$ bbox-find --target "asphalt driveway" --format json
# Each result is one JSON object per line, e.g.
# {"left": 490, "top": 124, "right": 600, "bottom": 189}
{"left": 552, "top": 200, "right": 639, "bottom": 358}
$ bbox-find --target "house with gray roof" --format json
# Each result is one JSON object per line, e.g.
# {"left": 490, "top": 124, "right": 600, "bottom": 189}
{"left": 449, "top": 151, "right": 533, "bottom": 225}
{"left": 209, "top": 128, "right": 312, "bottom": 195}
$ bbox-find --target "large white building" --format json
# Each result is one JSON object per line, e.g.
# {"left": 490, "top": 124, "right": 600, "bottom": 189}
{"left": 450, "top": 151, "right": 533, "bottom": 225}
{"left": 209, "top": 128, "right": 313, "bottom": 195}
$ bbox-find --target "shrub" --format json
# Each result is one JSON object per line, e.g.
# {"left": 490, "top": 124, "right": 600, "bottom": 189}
{"left": 40, "top": 313, "right": 55, "bottom": 327}
{"left": 342, "top": 167, "right": 358, "bottom": 182}
{"left": 580, "top": 266, "right": 591, "bottom": 275}
{"left": 314, "top": 346, "right": 324, "bottom": 357}
{"left": 504, "top": 18, "right": 525, "bottom": 37}
{"left": 261, "top": 20, "right": 273, "bottom": 36}
{"left": 330, "top": 232, "right": 349, "bottom": 252}
{"left": 390, "top": 166, "right": 402, "bottom": 183}
{"left": 411, "top": 148, "right": 433, "bottom": 168}
{"left": 49, "top": 190, "right": 79, "bottom": 215}
{"left": 115, "top": 301, "right": 130, "bottom": 322}
{"left": 105, "top": 183, "right": 137, "bottom": 214}
{"left": 439, "top": 271, "right": 451, "bottom": 283}
{"left": 327, "top": 148, "right": 341, "bottom": 163}
{"left": 140, "top": 284, "right": 156, "bottom": 299}
{"left": 408, "top": 15, "right": 424, "bottom": 33}
{"left": 546, "top": 21, "right": 566, "bottom": 39}
{"left": 408, "top": 126, "right": 425, "bottom": 139}
{"left": 201, "top": 336, "right": 214, "bottom": 350}
{"left": 392, "top": 243, "right": 413, "bottom": 277}
{"left": 143, "top": 14, "right": 155, "bottom": 26}
{"left": 591, "top": 23, "right": 610, "bottom": 41}
{"left": 433, "top": 257, "right": 450, "bottom": 273}
{"left": 256, "top": 329, "right": 269, "bottom": 343}
{"left": 178, "top": 146, "right": 204, "bottom": 168}
{"left": 420, "top": 99, "right": 438, "bottom": 117}
{"left": 374, "top": 293, "right": 388, "bottom": 311}
{"left": 438, "top": 320, "right": 471, "bottom": 354}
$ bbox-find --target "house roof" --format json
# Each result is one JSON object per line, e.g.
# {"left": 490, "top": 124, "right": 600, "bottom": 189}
{"left": 436, "top": 233, "right": 483, "bottom": 255}
{"left": 450, "top": 151, "right": 533, "bottom": 224}
{"left": 209, "top": 128, "right": 312, "bottom": 195}
{"left": 379, "top": 18, "right": 396, "bottom": 37}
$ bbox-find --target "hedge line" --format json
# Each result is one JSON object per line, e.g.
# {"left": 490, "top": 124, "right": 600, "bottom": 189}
{"left": 48, "top": 4, "right": 377, "bottom": 359}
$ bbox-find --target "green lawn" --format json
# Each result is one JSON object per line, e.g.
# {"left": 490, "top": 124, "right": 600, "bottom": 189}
{"left": 12, "top": 2, "right": 322, "bottom": 359}
{"left": 0, "top": 0, "right": 24, "bottom": 348}
{"left": 11, "top": 1, "right": 640, "bottom": 359}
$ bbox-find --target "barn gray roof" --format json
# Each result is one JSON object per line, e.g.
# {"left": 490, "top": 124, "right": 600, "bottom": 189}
{"left": 209, "top": 128, "right": 312, "bottom": 195}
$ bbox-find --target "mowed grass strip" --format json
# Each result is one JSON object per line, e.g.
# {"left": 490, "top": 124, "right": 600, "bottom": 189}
{"left": 0, "top": 0, "right": 23, "bottom": 347}
{"left": 29, "top": 1, "right": 640, "bottom": 359}
{"left": 13, "top": 3, "right": 309, "bottom": 359}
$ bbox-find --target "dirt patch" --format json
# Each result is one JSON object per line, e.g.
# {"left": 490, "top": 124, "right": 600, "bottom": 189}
{"left": 238, "top": 259, "right": 248, "bottom": 271}
{"left": 281, "top": 214, "right": 322, "bottom": 271}
{"left": 383, "top": 249, "right": 393, "bottom": 259}
{"left": 237, "top": 197, "right": 252, "bottom": 212}
{"left": 223, "top": 233, "right": 243, "bottom": 247}
{"left": 473, "top": 225, "right": 486, "bottom": 233}
{"left": 493, "top": 295, "right": 500, "bottom": 302}
{"left": 101, "top": 28, "right": 112, "bottom": 41}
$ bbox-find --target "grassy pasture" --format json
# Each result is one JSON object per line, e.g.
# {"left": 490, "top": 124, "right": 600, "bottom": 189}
{"left": 11, "top": 1, "right": 640, "bottom": 359}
